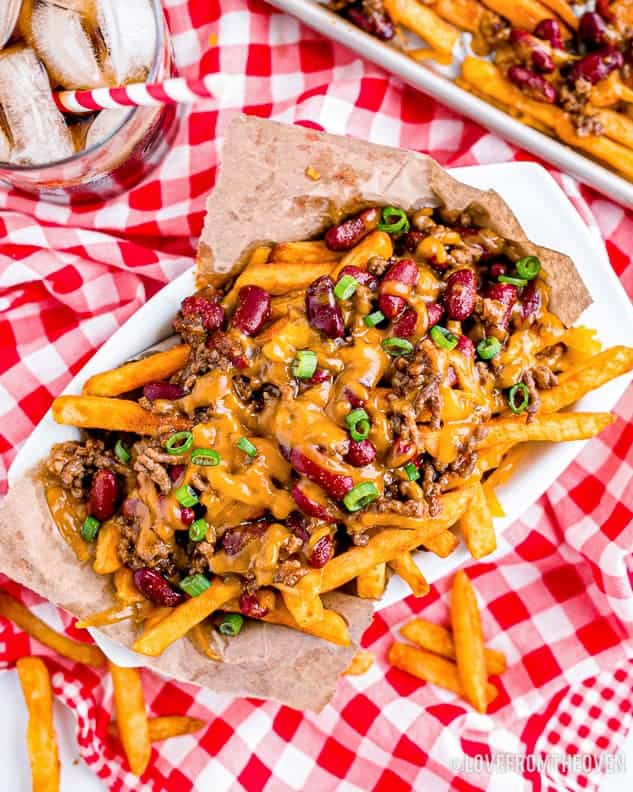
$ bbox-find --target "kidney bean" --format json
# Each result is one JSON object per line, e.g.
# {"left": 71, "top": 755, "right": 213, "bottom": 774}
{"left": 290, "top": 449, "right": 353, "bottom": 500}
{"left": 521, "top": 281, "right": 542, "bottom": 321}
{"left": 378, "top": 259, "right": 418, "bottom": 319}
{"left": 338, "top": 265, "right": 378, "bottom": 290}
{"left": 345, "top": 439, "right": 377, "bottom": 467}
{"left": 286, "top": 511, "right": 310, "bottom": 544}
{"left": 508, "top": 66, "right": 558, "bottom": 103}
{"left": 392, "top": 438, "right": 415, "bottom": 462}
{"left": 392, "top": 308, "right": 417, "bottom": 338}
{"left": 456, "top": 335, "right": 475, "bottom": 358}
{"left": 579, "top": 12, "right": 608, "bottom": 48}
{"left": 400, "top": 230, "right": 425, "bottom": 253}
{"left": 306, "top": 276, "right": 345, "bottom": 338}
{"left": 308, "top": 535, "right": 333, "bottom": 568}
{"left": 383, "top": 258, "right": 419, "bottom": 287}
{"left": 569, "top": 47, "right": 623, "bottom": 86}
{"left": 378, "top": 293, "right": 406, "bottom": 320}
{"left": 143, "top": 381, "right": 185, "bottom": 401}
{"left": 169, "top": 465, "right": 186, "bottom": 483}
{"left": 180, "top": 296, "right": 225, "bottom": 332}
{"left": 509, "top": 29, "right": 554, "bottom": 73}
{"left": 532, "top": 49, "right": 555, "bottom": 73}
{"left": 231, "top": 285, "right": 271, "bottom": 336}
{"left": 534, "top": 18, "right": 564, "bottom": 51}
{"left": 346, "top": 3, "right": 394, "bottom": 40}
{"left": 88, "top": 469, "right": 120, "bottom": 522}
{"left": 292, "top": 484, "right": 336, "bottom": 523}
{"left": 309, "top": 368, "right": 330, "bottom": 384}
{"left": 239, "top": 592, "right": 269, "bottom": 618}
{"left": 324, "top": 207, "right": 380, "bottom": 251}
{"left": 444, "top": 268, "right": 477, "bottom": 320}
{"left": 344, "top": 388, "right": 365, "bottom": 409}
{"left": 426, "top": 302, "right": 444, "bottom": 327}
{"left": 222, "top": 521, "right": 269, "bottom": 556}
{"left": 487, "top": 282, "right": 518, "bottom": 330}
{"left": 180, "top": 507, "right": 195, "bottom": 526}
{"left": 133, "top": 568, "right": 186, "bottom": 607}
{"left": 488, "top": 260, "right": 507, "bottom": 279}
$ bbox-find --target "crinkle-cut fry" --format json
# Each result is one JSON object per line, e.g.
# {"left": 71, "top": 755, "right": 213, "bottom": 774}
{"left": 423, "top": 529, "right": 459, "bottom": 558}
{"left": 451, "top": 570, "right": 489, "bottom": 712}
{"left": 109, "top": 663, "right": 151, "bottom": 777}
{"left": 388, "top": 643, "right": 498, "bottom": 705}
{"left": 537, "top": 0, "right": 578, "bottom": 28}
{"left": 82, "top": 345, "right": 190, "bottom": 397}
{"left": 459, "top": 482, "right": 496, "bottom": 560}
{"left": 388, "top": 553, "right": 430, "bottom": 597}
{"left": 271, "top": 240, "right": 343, "bottom": 263}
{"left": 52, "top": 395, "right": 189, "bottom": 436}
{"left": 0, "top": 592, "right": 106, "bottom": 667}
{"left": 356, "top": 563, "right": 387, "bottom": 599}
{"left": 344, "top": 651, "right": 375, "bottom": 675}
{"left": 479, "top": 0, "right": 569, "bottom": 32}
{"left": 93, "top": 520, "right": 122, "bottom": 575}
{"left": 222, "top": 260, "right": 334, "bottom": 309}
{"left": 314, "top": 487, "right": 474, "bottom": 594}
{"left": 539, "top": 347, "right": 633, "bottom": 414}
{"left": 132, "top": 578, "right": 242, "bottom": 656}
{"left": 108, "top": 716, "right": 205, "bottom": 743}
{"left": 331, "top": 230, "right": 393, "bottom": 279}
{"left": 385, "top": 0, "right": 459, "bottom": 53}
{"left": 400, "top": 619, "right": 507, "bottom": 676}
{"left": 16, "top": 657, "right": 60, "bottom": 792}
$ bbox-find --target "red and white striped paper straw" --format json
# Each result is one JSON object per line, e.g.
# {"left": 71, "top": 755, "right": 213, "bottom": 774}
{"left": 55, "top": 74, "right": 230, "bottom": 113}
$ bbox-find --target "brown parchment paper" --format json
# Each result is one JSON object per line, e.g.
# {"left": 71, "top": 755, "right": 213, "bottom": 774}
{"left": 198, "top": 115, "right": 591, "bottom": 326}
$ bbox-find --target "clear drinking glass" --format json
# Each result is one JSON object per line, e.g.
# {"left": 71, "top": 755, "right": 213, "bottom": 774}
{"left": 0, "top": 0, "right": 179, "bottom": 203}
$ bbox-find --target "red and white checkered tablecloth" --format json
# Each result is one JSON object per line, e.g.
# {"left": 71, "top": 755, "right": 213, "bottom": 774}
{"left": 1, "top": 0, "right": 633, "bottom": 790}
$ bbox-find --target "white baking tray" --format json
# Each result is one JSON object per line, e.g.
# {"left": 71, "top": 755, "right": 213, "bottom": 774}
{"left": 267, "top": 0, "right": 633, "bottom": 208}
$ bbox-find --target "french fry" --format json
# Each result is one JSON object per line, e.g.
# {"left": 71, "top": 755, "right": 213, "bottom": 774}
{"left": 109, "top": 663, "right": 151, "bottom": 777}
{"left": 590, "top": 73, "right": 633, "bottom": 108}
{"left": 271, "top": 240, "right": 342, "bottom": 264}
{"left": 450, "top": 570, "right": 488, "bottom": 713}
{"left": 280, "top": 585, "right": 325, "bottom": 627}
{"left": 479, "top": 0, "right": 568, "bottom": 32}
{"left": 594, "top": 109, "right": 633, "bottom": 152}
{"left": 423, "top": 529, "right": 459, "bottom": 558}
{"left": 429, "top": 0, "right": 486, "bottom": 34}
{"left": 93, "top": 520, "right": 122, "bottom": 575}
{"left": 401, "top": 619, "right": 507, "bottom": 675}
{"left": 384, "top": 0, "right": 460, "bottom": 55}
{"left": 132, "top": 578, "right": 242, "bottom": 656}
{"left": 553, "top": 115, "right": 633, "bottom": 181}
{"left": 16, "top": 657, "right": 60, "bottom": 792}
{"left": 344, "top": 651, "right": 375, "bottom": 676}
{"left": 222, "top": 260, "right": 334, "bottom": 309}
{"left": 82, "top": 345, "right": 190, "bottom": 397}
{"left": 52, "top": 395, "right": 189, "bottom": 436}
{"left": 108, "top": 715, "right": 205, "bottom": 743}
{"left": 388, "top": 643, "right": 498, "bottom": 704}
{"left": 356, "top": 563, "right": 387, "bottom": 599}
{"left": 459, "top": 482, "right": 496, "bottom": 560}
{"left": 539, "top": 347, "right": 633, "bottom": 413}
{"left": 331, "top": 230, "right": 393, "bottom": 279}
{"left": 189, "top": 623, "right": 221, "bottom": 660}
{"left": 143, "top": 606, "right": 174, "bottom": 632}
{"left": 0, "top": 592, "right": 106, "bottom": 667}
{"left": 537, "top": 0, "right": 578, "bottom": 28}
{"left": 388, "top": 553, "right": 430, "bottom": 597}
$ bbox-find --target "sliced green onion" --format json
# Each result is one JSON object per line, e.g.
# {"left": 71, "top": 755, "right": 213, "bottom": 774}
{"left": 189, "top": 518, "right": 209, "bottom": 542}
{"left": 498, "top": 275, "right": 527, "bottom": 288}
{"left": 165, "top": 431, "right": 194, "bottom": 455}
{"left": 218, "top": 613, "right": 244, "bottom": 636}
{"left": 291, "top": 350, "right": 318, "bottom": 379}
{"left": 114, "top": 439, "right": 130, "bottom": 464}
{"left": 343, "top": 482, "right": 379, "bottom": 512}
{"left": 377, "top": 206, "right": 410, "bottom": 234}
{"left": 175, "top": 485, "right": 198, "bottom": 507}
{"left": 346, "top": 408, "right": 371, "bottom": 442}
{"left": 179, "top": 573, "right": 211, "bottom": 597}
{"left": 80, "top": 515, "right": 100, "bottom": 542}
{"left": 237, "top": 437, "right": 257, "bottom": 458}
{"left": 403, "top": 462, "right": 420, "bottom": 482}
{"left": 363, "top": 310, "right": 386, "bottom": 328}
{"left": 476, "top": 336, "right": 501, "bottom": 360}
{"left": 515, "top": 255, "right": 541, "bottom": 281}
{"left": 191, "top": 448, "right": 221, "bottom": 467}
{"left": 430, "top": 325, "right": 458, "bottom": 351}
{"left": 382, "top": 337, "right": 414, "bottom": 356}
{"left": 508, "top": 382, "right": 530, "bottom": 414}
{"left": 334, "top": 274, "right": 358, "bottom": 300}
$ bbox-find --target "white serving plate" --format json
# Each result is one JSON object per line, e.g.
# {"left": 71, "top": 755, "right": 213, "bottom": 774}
{"left": 266, "top": 0, "right": 633, "bottom": 208}
{"left": 8, "top": 162, "right": 633, "bottom": 668}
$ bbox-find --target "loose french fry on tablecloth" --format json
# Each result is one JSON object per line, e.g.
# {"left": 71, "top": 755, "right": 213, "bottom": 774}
{"left": 109, "top": 663, "right": 151, "bottom": 777}
{"left": 356, "top": 563, "right": 387, "bottom": 599}
{"left": 344, "top": 651, "right": 375, "bottom": 676}
{"left": 93, "top": 520, "right": 122, "bottom": 575}
{"left": 451, "top": 570, "right": 489, "bottom": 713}
{"left": 52, "top": 395, "right": 188, "bottom": 436}
{"left": 384, "top": 0, "right": 460, "bottom": 55}
{"left": 388, "top": 553, "right": 430, "bottom": 597}
{"left": 423, "top": 529, "right": 459, "bottom": 558}
{"left": 401, "top": 619, "right": 507, "bottom": 676}
{"left": 388, "top": 643, "right": 498, "bottom": 704}
{"left": 108, "top": 716, "right": 205, "bottom": 743}
{"left": 82, "top": 345, "right": 190, "bottom": 397}
{"left": 459, "top": 482, "right": 496, "bottom": 560}
{"left": 0, "top": 592, "right": 106, "bottom": 667}
{"left": 16, "top": 657, "right": 60, "bottom": 792}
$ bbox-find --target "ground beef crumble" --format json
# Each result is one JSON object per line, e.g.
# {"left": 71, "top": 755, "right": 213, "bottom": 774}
{"left": 46, "top": 437, "right": 128, "bottom": 499}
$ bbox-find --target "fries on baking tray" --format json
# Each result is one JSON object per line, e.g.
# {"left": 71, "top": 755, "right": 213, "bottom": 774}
{"left": 39, "top": 201, "right": 630, "bottom": 666}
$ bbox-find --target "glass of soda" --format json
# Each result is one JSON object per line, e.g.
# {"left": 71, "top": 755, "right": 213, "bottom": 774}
{"left": 0, "top": 0, "right": 179, "bottom": 202}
